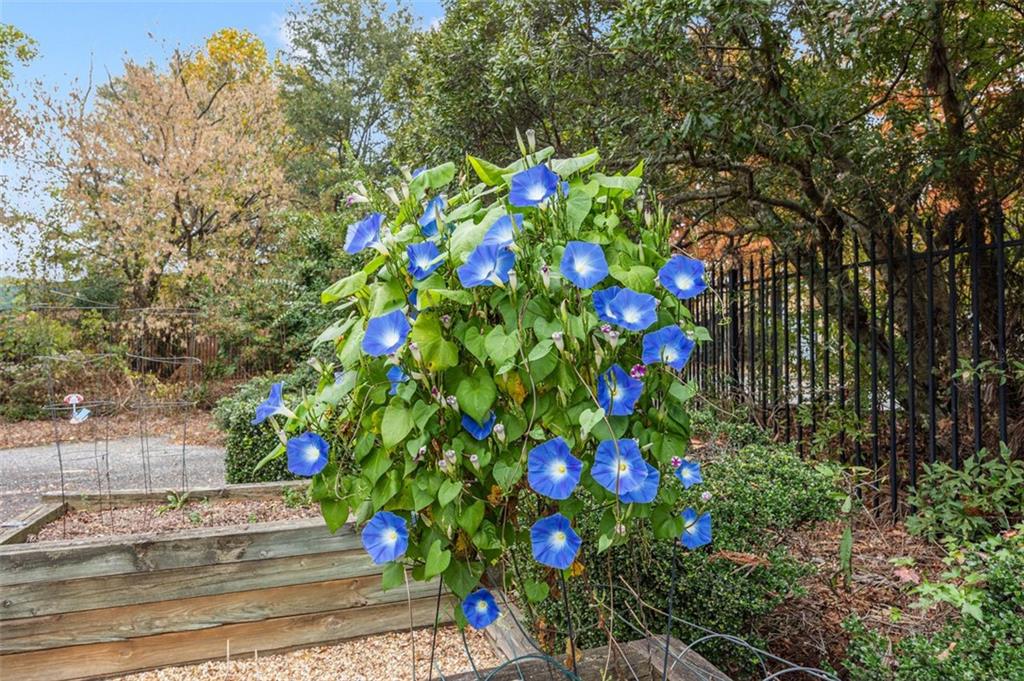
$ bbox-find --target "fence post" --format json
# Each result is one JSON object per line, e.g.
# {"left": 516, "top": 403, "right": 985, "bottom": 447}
{"left": 729, "top": 267, "right": 741, "bottom": 397}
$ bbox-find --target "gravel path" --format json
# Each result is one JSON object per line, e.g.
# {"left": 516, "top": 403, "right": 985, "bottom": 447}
{"left": 112, "top": 626, "right": 503, "bottom": 681}
{"left": 0, "top": 436, "right": 226, "bottom": 521}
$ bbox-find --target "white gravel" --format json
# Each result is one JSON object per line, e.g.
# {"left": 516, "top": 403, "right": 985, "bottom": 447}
{"left": 113, "top": 626, "right": 503, "bottom": 681}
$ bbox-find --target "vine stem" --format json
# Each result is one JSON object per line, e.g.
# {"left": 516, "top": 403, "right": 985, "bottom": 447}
{"left": 661, "top": 539, "right": 679, "bottom": 681}
{"left": 427, "top": 578, "right": 443, "bottom": 681}
{"left": 558, "top": 570, "right": 578, "bottom": 677}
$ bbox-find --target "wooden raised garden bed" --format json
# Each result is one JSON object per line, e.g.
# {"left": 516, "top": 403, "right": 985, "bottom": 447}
{"left": 0, "top": 483, "right": 451, "bottom": 680}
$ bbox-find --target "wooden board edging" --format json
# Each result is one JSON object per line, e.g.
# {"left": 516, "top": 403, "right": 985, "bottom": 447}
{"left": 1, "top": 573, "right": 443, "bottom": 653}
{"left": 0, "top": 595, "right": 455, "bottom": 681}
{"left": 0, "top": 517, "right": 356, "bottom": 586}
{"left": 0, "top": 547, "right": 380, "bottom": 621}
{"left": 0, "top": 503, "right": 67, "bottom": 546}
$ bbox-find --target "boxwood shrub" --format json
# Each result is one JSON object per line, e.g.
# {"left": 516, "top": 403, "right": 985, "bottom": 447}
{"left": 214, "top": 370, "right": 315, "bottom": 484}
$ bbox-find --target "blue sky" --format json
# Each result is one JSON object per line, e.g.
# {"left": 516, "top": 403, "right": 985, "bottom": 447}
{"left": 0, "top": 0, "right": 443, "bottom": 276}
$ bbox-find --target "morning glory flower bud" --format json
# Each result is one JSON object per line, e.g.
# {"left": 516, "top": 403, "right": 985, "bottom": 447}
{"left": 606, "top": 329, "right": 620, "bottom": 348}
{"left": 444, "top": 449, "right": 457, "bottom": 463}
{"left": 540, "top": 264, "right": 551, "bottom": 288}
{"left": 670, "top": 456, "right": 682, "bottom": 468}
{"left": 551, "top": 331, "right": 564, "bottom": 352}
{"left": 508, "top": 269, "right": 518, "bottom": 290}
{"left": 701, "top": 491, "right": 713, "bottom": 502}
{"left": 400, "top": 183, "right": 410, "bottom": 199}
{"left": 526, "top": 128, "right": 536, "bottom": 152}
{"left": 400, "top": 166, "right": 413, "bottom": 181}
{"left": 441, "top": 314, "right": 452, "bottom": 328}
{"left": 630, "top": 364, "right": 646, "bottom": 379}
{"left": 430, "top": 386, "right": 441, "bottom": 402}
{"left": 384, "top": 187, "right": 401, "bottom": 205}
{"left": 446, "top": 395, "right": 459, "bottom": 409}
{"left": 614, "top": 522, "right": 626, "bottom": 536}
{"left": 415, "top": 446, "right": 427, "bottom": 461}
{"left": 493, "top": 423, "right": 506, "bottom": 442}
{"left": 469, "top": 453, "right": 479, "bottom": 467}
{"left": 353, "top": 180, "right": 368, "bottom": 196}
{"left": 409, "top": 341, "right": 421, "bottom": 361}
{"left": 438, "top": 459, "right": 448, "bottom": 471}
{"left": 600, "top": 324, "right": 613, "bottom": 335}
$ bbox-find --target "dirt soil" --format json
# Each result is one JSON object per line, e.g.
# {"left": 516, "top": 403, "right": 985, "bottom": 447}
{"left": 29, "top": 496, "right": 320, "bottom": 542}
{"left": 0, "top": 410, "right": 224, "bottom": 450}
{"left": 112, "top": 626, "right": 503, "bottom": 681}
{"left": 756, "top": 512, "right": 950, "bottom": 675}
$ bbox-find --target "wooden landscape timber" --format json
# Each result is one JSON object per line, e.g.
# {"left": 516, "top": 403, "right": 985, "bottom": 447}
{"left": 0, "top": 485, "right": 453, "bottom": 680}
{"left": 40, "top": 480, "right": 308, "bottom": 511}
{"left": 0, "top": 502, "right": 67, "bottom": 545}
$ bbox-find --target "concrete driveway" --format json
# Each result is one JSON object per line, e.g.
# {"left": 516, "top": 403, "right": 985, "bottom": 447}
{"left": 0, "top": 437, "right": 225, "bottom": 521}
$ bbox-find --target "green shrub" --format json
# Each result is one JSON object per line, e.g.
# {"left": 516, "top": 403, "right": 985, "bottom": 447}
{"left": 215, "top": 366, "right": 357, "bottom": 483}
{"left": 690, "top": 407, "right": 771, "bottom": 450}
{"left": 843, "top": 530, "right": 1024, "bottom": 681}
{"left": 214, "top": 371, "right": 311, "bottom": 483}
{"left": 907, "top": 444, "right": 1024, "bottom": 543}
{"left": 514, "top": 442, "right": 839, "bottom": 676}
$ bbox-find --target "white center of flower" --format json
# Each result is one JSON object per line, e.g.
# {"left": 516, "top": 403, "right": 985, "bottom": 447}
{"left": 609, "top": 385, "right": 620, "bottom": 399}
{"left": 616, "top": 458, "right": 629, "bottom": 475}
{"left": 622, "top": 307, "right": 641, "bottom": 324}
{"left": 685, "top": 522, "right": 698, "bottom": 535}
{"left": 675, "top": 274, "right": 694, "bottom": 291}
{"left": 526, "top": 183, "right": 548, "bottom": 202}
{"left": 548, "top": 459, "right": 568, "bottom": 480}
{"left": 551, "top": 530, "right": 567, "bottom": 547}
{"left": 381, "top": 330, "right": 400, "bottom": 348}
{"left": 679, "top": 468, "right": 691, "bottom": 479}
{"left": 476, "top": 600, "right": 489, "bottom": 613}
{"left": 573, "top": 258, "right": 592, "bottom": 276}
{"left": 416, "top": 257, "right": 432, "bottom": 269}
{"left": 662, "top": 347, "right": 678, "bottom": 363}
{"left": 385, "top": 529, "right": 398, "bottom": 544}
{"left": 304, "top": 445, "right": 320, "bottom": 463}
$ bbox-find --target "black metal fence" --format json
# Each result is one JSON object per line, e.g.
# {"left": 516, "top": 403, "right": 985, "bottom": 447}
{"left": 686, "top": 216, "right": 1022, "bottom": 516}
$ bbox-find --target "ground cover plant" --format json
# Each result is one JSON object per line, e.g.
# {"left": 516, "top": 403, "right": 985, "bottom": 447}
{"left": 251, "top": 145, "right": 721, "bottom": 637}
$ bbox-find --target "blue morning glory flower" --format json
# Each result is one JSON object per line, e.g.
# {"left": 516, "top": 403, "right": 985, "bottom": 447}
{"left": 597, "top": 364, "right": 643, "bottom": 416}
{"left": 607, "top": 288, "right": 658, "bottom": 331}
{"left": 411, "top": 166, "right": 426, "bottom": 178}
{"left": 407, "top": 241, "right": 443, "bottom": 280}
{"left": 509, "top": 164, "right": 562, "bottom": 207}
{"left": 591, "top": 439, "right": 648, "bottom": 494}
{"left": 675, "top": 460, "right": 703, "bottom": 488}
{"left": 462, "top": 411, "right": 496, "bottom": 440}
{"left": 361, "top": 511, "right": 409, "bottom": 564}
{"left": 462, "top": 588, "right": 500, "bottom": 629}
{"left": 527, "top": 437, "right": 582, "bottom": 500}
{"left": 658, "top": 256, "right": 707, "bottom": 300}
{"left": 419, "top": 196, "right": 447, "bottom": 237}
{"left": 362, "top": 310, "right": 411, "bottom": 356}
{"left": 480, "top": 214, "right": 523, "bottom": 248}
{"left": 641, "top": 325, "right": 695, "bottom": 370}
{"left": 592, "top": 286, "right": 623, "bottom": 324}
{"left": 619, "top": 460, "right": 660, "bottom": 504}
{"left": 286, "top": 432, "right": 330, "bottom": 477}
{"left": 456, "top": 244, "right": 516, "bottom": 288}
{"left": 560, "top": 241, "right": 608, "bottom": 289}
{"left": 387, "top": 365, "right": 409, "bottom": 395}
{"left": 680, "top": 508, "right": 712, "bottom": 549}
{"left": 252, "top": 382, "right": 292, "bottom": 425}
{"left": 344, "top": 213, "right": 384, "bottom": 254}
{"left": 530, "top": 513, "right": 582, "bottom": 570}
